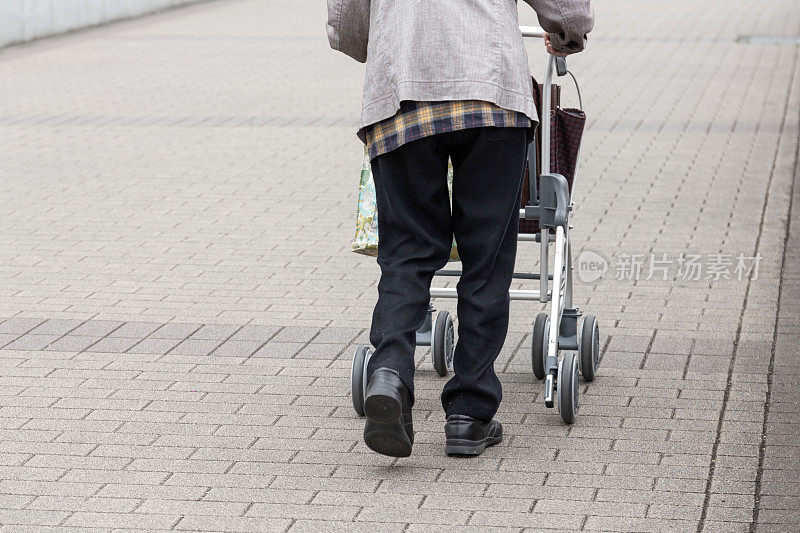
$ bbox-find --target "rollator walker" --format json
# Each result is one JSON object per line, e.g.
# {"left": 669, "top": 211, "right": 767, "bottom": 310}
{"left": 351, "top": 26, "right": 601, "bottom": 424}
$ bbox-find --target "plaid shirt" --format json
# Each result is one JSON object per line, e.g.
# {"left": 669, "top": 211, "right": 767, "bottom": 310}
{"left": 364, "top": 100, "right": 531, "bottom": 160}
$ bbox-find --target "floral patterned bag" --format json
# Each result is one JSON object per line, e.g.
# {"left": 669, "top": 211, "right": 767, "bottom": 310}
{"left": 351, "top": 149, "right": 460, "bottom": 261}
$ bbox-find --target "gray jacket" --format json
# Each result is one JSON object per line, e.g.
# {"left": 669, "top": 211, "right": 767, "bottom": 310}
{"left": 327, "top": 0, "right": 594, "bottom": 133}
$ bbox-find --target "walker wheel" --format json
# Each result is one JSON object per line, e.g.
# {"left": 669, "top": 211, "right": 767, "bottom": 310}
{"left": 432, "top": 311, "right": 454, "bottom": 377}
{"left": 350, "top": 345, "right": 372, "bottom": 416}
{"left": 558, "top": 352, "right": 579, "bottom": 424}
{"left": 579, "top": 315, "right": 600, "bottom": 382}
{"left": 531, "top": 313, "right": 549, "bottom": 380}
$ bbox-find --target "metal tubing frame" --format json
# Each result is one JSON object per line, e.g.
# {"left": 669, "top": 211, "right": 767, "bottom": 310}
{"left": 431, "top": 287, "right": 543, "bottom": 301}
{"left": 546, "top": 227, "right": 566, "bottom": 365}
{"left": 541, "top": 54, "right": 554, "bottom": 176}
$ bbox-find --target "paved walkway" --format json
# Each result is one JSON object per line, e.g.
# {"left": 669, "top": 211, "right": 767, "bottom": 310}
{"left": 0, "top": 0, "right": 798, "bottom": 531}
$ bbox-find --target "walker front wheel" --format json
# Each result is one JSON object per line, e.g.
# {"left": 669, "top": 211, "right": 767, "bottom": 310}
{"left": 558, "top": 352, "right": 579, "bottom": 424}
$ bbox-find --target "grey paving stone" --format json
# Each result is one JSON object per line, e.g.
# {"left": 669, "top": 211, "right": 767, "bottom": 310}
{"left": 294, "top": 342, "right": 347, "bottom": 359}
{"left": 269, "top": 327, "right": 322, "bottom": 344}
{"left": 312, "top": 327, "right": 362, "bottom": 344}
{"left": 84, "top": 336, "right": 141, "bottom": 353}
{"left": 107, "top": 322, "right": 163, "bottom": 339}
{"left": 27, "top": 495, "right": 139, "bottom": 513}
{"left": 211, "top": 339, "right": 264, "bottom": 358}
{"left": 67, "top": 321, "right": 123, "bottom": 337}
{"left": 43, "top": 335, "right": 101, "bottom": 352}
{"left": 0, "top": 509, "right": 70, "bottom": 526}
{"left": 228, "top": 324, "right": 281, "bottom": 342}
{"left": 167, "top": 338, "right": 222, "bottom": 356}
{"left": 2, "top": 335, "right": 60, "bottom": 351}
{"left": 598, "top": 351, "right": 645, "bottom": 368}
{"left": 251, "top": 342, "right": 305, "bottom": 359}
{"left": 687, "top": 355, "right": 731, "bottom": 373}
{"left": 175, "top": 516, "right": 293, "bottom": 532}
{"left": 650, "top": 335, "right": 693, "bottom": 354}
{"left": 607, "top": 335, "right": 653, "bottom": 353}
{"left": 644, "top": 353, "right": 688, "bottom": 371}
{"left": 0, "top": 333, "right": 17, "bottom": 348}
{"left": 146, "top": 323, "right": 202, "bottom": 339}
{"left": 190, "top": 324, "right": 241, "bottom": 340}
{"left": 470, "top": 511, "right": 584, "bottom": 529}
{"left": 126, "top": 338, "right": 181, "bottom": 355}
{"left": 0, "top": 318, "right": 44, "bottom": 334}
{"left": 693, "top": 338, "right": 736, "bottom": 356}
{"left": 62, "top": 512, "right": 180, "bottom": 529}
{"left": 27, "top": 319, "right": 83, "bottom": 336}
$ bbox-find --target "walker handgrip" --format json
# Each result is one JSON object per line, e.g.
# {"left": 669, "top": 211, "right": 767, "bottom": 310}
{"left": 520, "top": 26, "right": 545, "bottom": 38}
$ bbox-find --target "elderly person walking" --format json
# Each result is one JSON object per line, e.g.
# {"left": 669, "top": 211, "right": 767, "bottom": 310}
{"left": 328, "top": 0, "right": 594, "bottom": 458}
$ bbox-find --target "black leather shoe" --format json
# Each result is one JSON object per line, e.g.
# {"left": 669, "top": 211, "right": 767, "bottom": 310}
{"left": 363, "top": 367, "right": 413, "bottom": 457}
{"left": 444, "top": 414, "right": 502, "bottom": 456}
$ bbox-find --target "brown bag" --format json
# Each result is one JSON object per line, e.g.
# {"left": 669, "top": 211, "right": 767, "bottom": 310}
{"left": 519, "top": 78, "right": 586, "bottom": 234}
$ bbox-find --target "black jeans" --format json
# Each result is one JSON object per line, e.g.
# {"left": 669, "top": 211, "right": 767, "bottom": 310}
{"left": 366, "top": 126, "right": 528, "bottom": 422}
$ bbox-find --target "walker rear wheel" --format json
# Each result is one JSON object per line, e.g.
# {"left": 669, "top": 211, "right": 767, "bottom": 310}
{"left": 579, "top": 315, "right": 600, "bottom": 382}
{"left": 350, "top": 345, "right": 372, "bottom": 416}
{"left": 432, "top": 311, "right": 454, "bottom": 377}
{"left": 532, "top": 313, "right": 549, "bottom": 380}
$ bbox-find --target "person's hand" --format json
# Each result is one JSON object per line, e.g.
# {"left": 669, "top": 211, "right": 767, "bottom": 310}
{"left": 543, "top": 32, "right": 568, "bottom": 57}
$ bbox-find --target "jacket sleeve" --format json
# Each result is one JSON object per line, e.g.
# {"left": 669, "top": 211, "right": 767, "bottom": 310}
{"left": 522, "top": 0, "right": 594, "bottom": 54}
{"left": 326, "top": 0, "right": 370, "bottom": 63}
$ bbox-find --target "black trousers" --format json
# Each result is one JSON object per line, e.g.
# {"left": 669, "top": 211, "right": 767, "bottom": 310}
{"left": 366, "top": 126, "right": 528, "bottom": 422}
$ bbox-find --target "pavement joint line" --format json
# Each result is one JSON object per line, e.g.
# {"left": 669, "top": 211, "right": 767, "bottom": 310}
{"left": 325, "top": 327, "right": 366, "bottom": 371}
{"left": 638, "top": 329, "right": 659, "bottom": 370}
{"left": 749, "top": 69, "right": 800, "bottom": 533}
{"left": 240, "top": 325, "right": 284, "bottom": 367}
{"left": 81, "top": 320, "right": 128, "bottom": 352}
{"left": 501, "top": 327, "right": 529, "bottom": 373}
{"left": 697, "top": 37, "right": 800, "bottom": 533}
{"left": 598, "top": 334, "right": 611, "bottom": 363}
{"left": 162, "top": 324, "right": 206, "bottom": 357}
{"left": 205, "top": 322, "right": 247, "bottom": 358}
{"left": 170, "top": 515, "right": 184, "bottom": 530}
{"left": 57, "top": 511, "right": 72, "bottom": 528}
{"left": 681, "top": 338, "right": 697, "bottom": 380}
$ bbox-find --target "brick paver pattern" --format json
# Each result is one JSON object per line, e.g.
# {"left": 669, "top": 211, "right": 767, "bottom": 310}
{"left": 0, "top": 0, "right": 798, "bottom": 531}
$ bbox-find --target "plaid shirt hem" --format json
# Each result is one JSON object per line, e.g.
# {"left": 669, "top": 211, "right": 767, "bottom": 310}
{"left": 364, "top": 100, "right": 531, "bottom": 160}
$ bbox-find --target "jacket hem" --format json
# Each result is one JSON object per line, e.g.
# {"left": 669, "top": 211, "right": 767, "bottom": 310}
{"left": 356, "top": 80, "right": 539, "bottom": 143}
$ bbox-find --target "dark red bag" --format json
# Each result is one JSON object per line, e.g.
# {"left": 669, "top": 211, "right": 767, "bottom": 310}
{"left": 519, "top": 78, "right": 586, "bottom": 234}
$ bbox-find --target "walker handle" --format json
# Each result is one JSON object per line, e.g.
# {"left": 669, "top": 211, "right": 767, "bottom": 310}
{"left": 520, "top": 26, "right": 545, "bottom": 38}
{"left": 519, "top": 27, "right": 572, "bottom": 190}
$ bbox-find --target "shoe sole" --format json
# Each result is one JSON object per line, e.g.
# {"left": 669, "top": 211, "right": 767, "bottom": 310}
{"left": 363, "top": 391, "right": 411, "bottom": 458}
{"left": 445, "top": 435, "right": 502, "bottom": 456}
